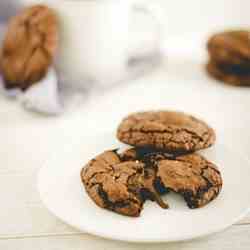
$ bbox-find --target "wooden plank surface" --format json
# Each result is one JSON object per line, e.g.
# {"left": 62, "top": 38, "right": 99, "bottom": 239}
{"left": 1, "top": 225, "right": 250, "bottom": 250}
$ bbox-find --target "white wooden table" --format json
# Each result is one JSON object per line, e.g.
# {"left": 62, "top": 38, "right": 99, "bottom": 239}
{"left": 1, "top": 59, "right": 250, "bottom": 249}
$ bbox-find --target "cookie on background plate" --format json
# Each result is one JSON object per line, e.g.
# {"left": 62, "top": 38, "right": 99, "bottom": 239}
{"left": 0, "top": 5, "right": 58, "bottom": 90}
{"left": 207, "top": 30, "right": 250, "bottom": 86}
{"left": 117, "top": 111, "right": 216, "bottom": 154}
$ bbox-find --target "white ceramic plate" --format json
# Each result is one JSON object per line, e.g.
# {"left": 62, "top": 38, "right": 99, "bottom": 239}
{"left": 38, "top": 46, "right": 250, "bottom": 242}
{"left": 38, "top": 131, "right": 250, "bottom": 243}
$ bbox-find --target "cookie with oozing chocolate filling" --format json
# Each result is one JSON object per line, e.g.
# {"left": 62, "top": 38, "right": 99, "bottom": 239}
{"left": 81, "top": 149, "right": 168, "bottom": 217}
{"left": 122, "top": 148, "right": 223, "bottom": 209}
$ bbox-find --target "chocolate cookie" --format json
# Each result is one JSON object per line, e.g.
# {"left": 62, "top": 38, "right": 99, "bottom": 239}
{"left": 117, "top": 111, "right": 216, "bottom": 153}
{"left": 156, "top": 153, "right": 222, "bottom": 208}
{"left": 207, "top": 30, "right": 250, "bottom": 86}
{"left": 122, "top": 147, "right": 223, "bottom": 209}
{"left": 0, "top": 5, "right": 58, "bottom": 90}
{"left": 81, "top": 150, "right": 168, "bottom": 217}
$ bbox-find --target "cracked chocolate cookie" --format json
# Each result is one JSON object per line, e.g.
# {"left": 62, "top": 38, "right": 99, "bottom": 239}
{"left": 0, "top": 5, "right": 58, "bottom": 90}
{"left": 117, "top": 111, "right": 216, "bottom": 153}
{"left": 122, "top": 147, "right": 223, "bottom": 209}
{"left": 81, "top": 150, "right": 168, "bottom": 217}
{"left": 207, "top": 30, "right": 250, "bottom": 86}
{"left": 156, "top": 153, "right": 222, "bottom": 208}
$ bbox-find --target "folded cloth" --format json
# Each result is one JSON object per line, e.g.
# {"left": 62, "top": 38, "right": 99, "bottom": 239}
{"left": 0, "top": 0, "right": 20, "bottom": 22}
{"left": 0, "top": 68, "right": 63, "bottom": 115}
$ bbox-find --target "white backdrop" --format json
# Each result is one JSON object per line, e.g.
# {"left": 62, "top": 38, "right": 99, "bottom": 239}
{"left": 158, "top": 0, "right": 250, "bottom": 36}
{"left": 14, "top": 0, "right": 250, "bottom": 37}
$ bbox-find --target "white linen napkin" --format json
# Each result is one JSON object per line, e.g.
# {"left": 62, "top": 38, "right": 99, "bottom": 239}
{"left": 0, "top": 68, "right": 63, "bottom": 115}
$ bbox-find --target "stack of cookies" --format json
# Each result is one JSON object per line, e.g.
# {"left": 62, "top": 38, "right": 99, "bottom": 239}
{"left": 207, "top": 30, "right": 250, "bottom": 86}
{"left": 81, "top": 111, "right": 223, "bottom": 217}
